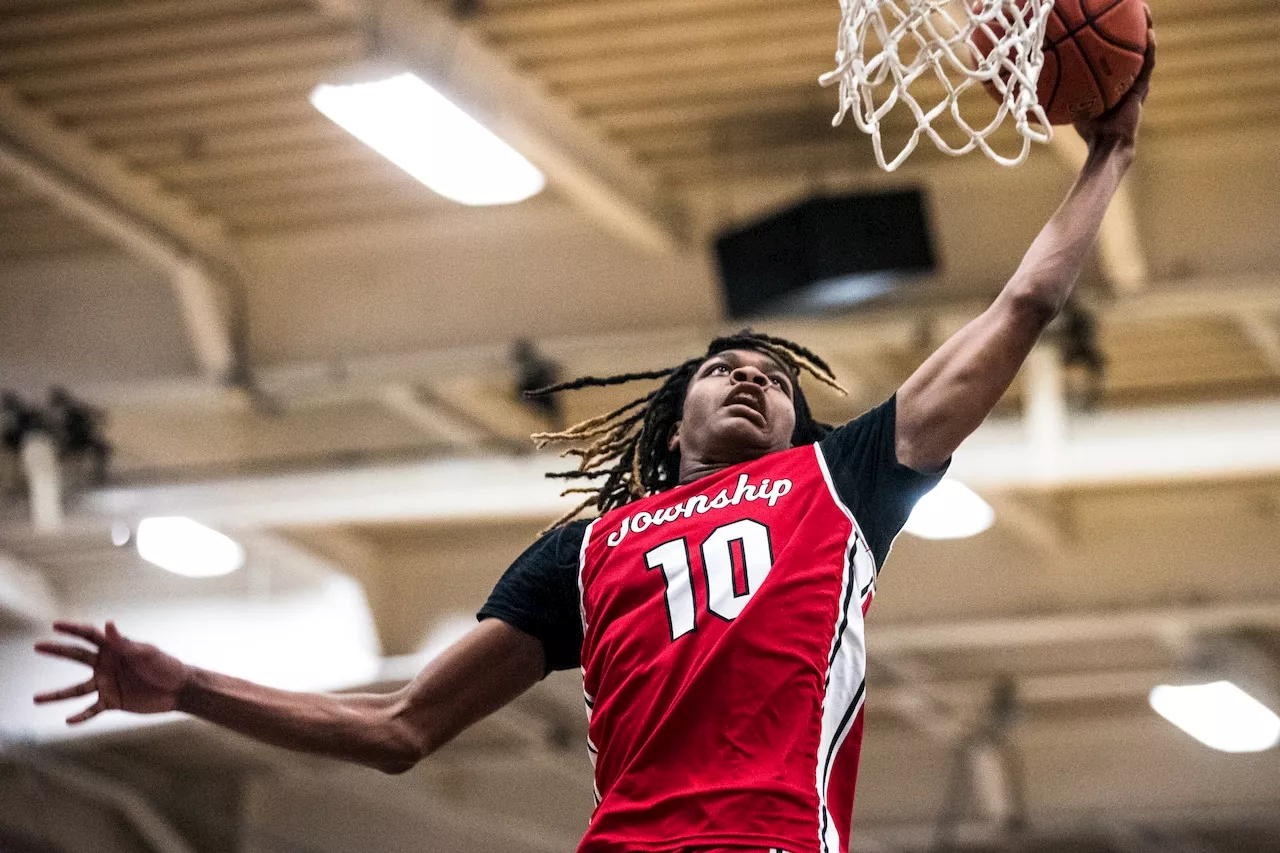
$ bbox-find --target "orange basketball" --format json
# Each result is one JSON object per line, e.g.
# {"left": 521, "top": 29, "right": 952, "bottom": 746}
{"left": 974, "top": 0, "right": 1149, "bottom": 125}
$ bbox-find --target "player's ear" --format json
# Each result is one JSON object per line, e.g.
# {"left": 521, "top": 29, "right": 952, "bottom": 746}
{"left": 667, "top": 421, "right": 681, "bottom": 453}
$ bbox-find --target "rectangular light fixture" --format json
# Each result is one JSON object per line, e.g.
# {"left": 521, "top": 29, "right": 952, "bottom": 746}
{"left": 310, "top": 72, "right": 545, "bottom": 206}
{"left": 136, "top": 517, "right": 245, "bottom": 578}
{"left": 1149, "top": 680, "right": 1280, "bottom": 753}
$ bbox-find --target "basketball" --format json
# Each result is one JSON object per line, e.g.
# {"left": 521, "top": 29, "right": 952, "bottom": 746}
{"left": 974, "top": 0, "right": 1150, "bottom": 125}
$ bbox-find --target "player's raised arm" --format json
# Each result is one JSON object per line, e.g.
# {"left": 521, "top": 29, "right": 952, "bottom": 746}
{"left": 893, "top": 15, "right": 1154, "bottom": 474}
{"left": 34, "top": 618, "right": 544, "bottom": 774}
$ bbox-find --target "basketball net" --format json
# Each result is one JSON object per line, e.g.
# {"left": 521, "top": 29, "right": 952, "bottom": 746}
{"left": 820, "top": 0, "right": 1055, "bottom": 171}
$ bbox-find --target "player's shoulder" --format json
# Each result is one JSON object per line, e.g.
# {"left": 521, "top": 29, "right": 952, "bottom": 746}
{"left": 509, "top": 517, "right": 591, "bottom": 574}
{"left": 547, "top": 517, "right": 591, "bottom": 552}
{"left": 817, "top": 395, "right": 897, "bottom": 457}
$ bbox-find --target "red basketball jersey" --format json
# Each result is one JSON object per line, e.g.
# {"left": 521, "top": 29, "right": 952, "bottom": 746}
{"left": 577, "top": 442, "right": 877, "bottom": 853}
{"left": 479, "top": 397, "right": 943, "bottom": 853}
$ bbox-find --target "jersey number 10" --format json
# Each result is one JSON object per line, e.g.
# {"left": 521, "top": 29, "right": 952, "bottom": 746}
{"left": 644, "top": 519, "right": 774, "bottom": 642}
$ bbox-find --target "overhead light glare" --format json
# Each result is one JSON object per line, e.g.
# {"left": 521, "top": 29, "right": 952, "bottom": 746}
{"left": 310, "top": 72, "right": 544, "bottom": 206}
{"left": 110, "top": 522, "right": 132, "bottom": 547}
{"left": 902, "top": 479, "right": 994, "bottom": 540}
{"left": 1149, "top": 681, "right": 1280, "bottom": 753}
{"left": 136, "top": 517, "right": 245, "bottom": 578}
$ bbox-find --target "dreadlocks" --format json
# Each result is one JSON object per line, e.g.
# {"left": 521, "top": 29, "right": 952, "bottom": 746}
{"left": 527, "top": 331, "right": 846, "bottom": 530}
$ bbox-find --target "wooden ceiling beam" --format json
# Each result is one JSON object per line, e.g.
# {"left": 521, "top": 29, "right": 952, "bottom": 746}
{"left": 45, "top": 397, "right": 1280, "bottom": 529}
{"left": 559, "top": 61, "right": 832, "bottom": 112}
{"left": 1155, "top": 35, "right": 1280, "bottom": 78}
{"left": 1149, "top": 75, "right": 1280, "bottom": 116}
{"left": 0, "top": 0, "right": 282, "bottom": 43}
{"left": 1143, "top": 96, "right": 1280, "bottom": 132}
{"left": 0, "top": 201, "right": 85, "bottom": 228}
{"left": 500, "top": 7, "right": 839, "bottom": 64}
{"left": 0, "top": 86, "right": 233, "bottom": 264}
{"left": 1148, "top": 7, "right": 1280, "bottom": 51}
{"left": 482, "top": 0, "right": 826, "bottom": 38}
{"left": 541, "top": 33, "right": 833, "bottom": 88}
{"left": 0, "top": 85, "right": 244, "bottom": 383}
{"left": 0, "top": 228, "right": 108, "bottom": 257}
{"left": 33, "top": 65, "right": 329, "bottom": 120}
{"left": 590, "top": 88, "right": 830, "bottom": 133}
{"left": 588, "top": 78, "right": 996, "bottom": 131}
{"left": 75, "top": 99, "right": 317, "bottom": 143}
{"left": 377, "top": 384, "right": 492, "bottom": 452}
{"left": 224, "top": 194, "right": 449, "bottom": 232}
{"left": 9, "top": 33, "right": 362, "bottom": 98}
{"left": 306, "top": 0, "right": 690, "bottom": 253}
{"left": 544, "top": 34, "right": 1276, "bottom": 101}
{"left": 873, "top": 599, "right": 1280, "bottom": 655}
{"left": 643, "top": 140, "right": 884, "bottom": 184}
{"left": 192, "top": 170, "right": 428, "bottom": 208}
{"left": 114, "top": 121, "right": 347, "bottom": 167}
{"left": 152, "top": 142, "right": 376, "bottom": 186}
{"left": 0, "top": 11, "right": 341, "bottom": 73}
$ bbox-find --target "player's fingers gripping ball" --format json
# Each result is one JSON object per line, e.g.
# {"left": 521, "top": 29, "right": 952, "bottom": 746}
{"left": 973, "top": 0, "right": 1151, "bottom": 125}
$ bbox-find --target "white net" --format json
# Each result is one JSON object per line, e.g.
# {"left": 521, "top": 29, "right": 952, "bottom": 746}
{"left": 820, "top": 0, "right": 1056, "bottom": 171}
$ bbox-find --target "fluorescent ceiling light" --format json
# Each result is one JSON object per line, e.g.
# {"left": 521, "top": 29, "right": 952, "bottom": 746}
{"left": 310, "top": 72, "right": 545, "bottom": 206}
{"left": 1149, "top": 681, "right": 1280, "bottom": 753}
{"left": 136, "top": 517, "right": 245, "bottom": 578}
{"left": 902, "top": 479, "right": 994, "bottom": 540}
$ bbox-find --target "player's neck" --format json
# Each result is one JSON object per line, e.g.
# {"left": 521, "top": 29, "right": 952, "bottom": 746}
{"left": 678, "top": 453, "right": 767, "bottom": 485}
{"left": 677, "top": 459, "right": 732, "bottom": 485}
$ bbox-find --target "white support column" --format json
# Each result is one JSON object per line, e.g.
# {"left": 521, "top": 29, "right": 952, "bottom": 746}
{"left": 19, "top": 431, "right": 62, "bottom": 533}
{"left": 1021, "top": 342, "right": 1068, "bottom": 484}
{"left": 968, "top": 740, "right": 1016, "bottom": 825}
{"left": 171, "top": 260, "right": 237, "bottom": 383}
{"left": 1051, "top": 132, "right": 1148, "bottom": 294}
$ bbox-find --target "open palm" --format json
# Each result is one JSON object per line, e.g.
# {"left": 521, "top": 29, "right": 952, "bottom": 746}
{"left": 34, "top": 621, "right": 188, "bottom": 724}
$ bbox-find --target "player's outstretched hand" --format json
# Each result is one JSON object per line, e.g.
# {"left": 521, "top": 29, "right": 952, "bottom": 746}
{"left": 33, "top": 621, "right": 189, "bottom": 724}
{"left": 1074, "top": 4, "right": 1155, "bottom": 152}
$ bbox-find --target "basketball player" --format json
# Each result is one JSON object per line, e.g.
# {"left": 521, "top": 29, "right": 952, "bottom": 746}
{"left": 34, "top": 30, "right": 1152, "bottom": 853}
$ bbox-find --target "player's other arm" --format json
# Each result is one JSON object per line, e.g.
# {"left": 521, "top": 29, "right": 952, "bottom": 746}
{"left": 34, "top": 618, "right": 543, "bottom": 774}
{"left": 895, "top": 16, "right": 1154, "bottom": 473}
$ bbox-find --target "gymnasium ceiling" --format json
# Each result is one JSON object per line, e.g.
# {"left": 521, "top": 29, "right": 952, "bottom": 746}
{"left": 1, "top": 1, "right": 1280, "bottom": 852}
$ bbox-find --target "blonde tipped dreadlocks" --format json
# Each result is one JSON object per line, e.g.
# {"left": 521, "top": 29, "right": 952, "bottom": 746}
{"left": 527, "top": 332, "right": 846, "bottom": 530}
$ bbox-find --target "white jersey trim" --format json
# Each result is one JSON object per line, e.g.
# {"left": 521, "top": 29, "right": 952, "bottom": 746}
{"left": 578, "top": 518, "right": 601, "bottom": 810}
{"left": 812, "top": 443, "right": 875, "bottom": 853}
{"left": 577, "top": 518, "right": 597, "bottom": 634}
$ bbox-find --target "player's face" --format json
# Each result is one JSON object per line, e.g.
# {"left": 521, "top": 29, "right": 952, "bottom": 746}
{"left": 671, "top": 349, "right": 797, "bottom": 465}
